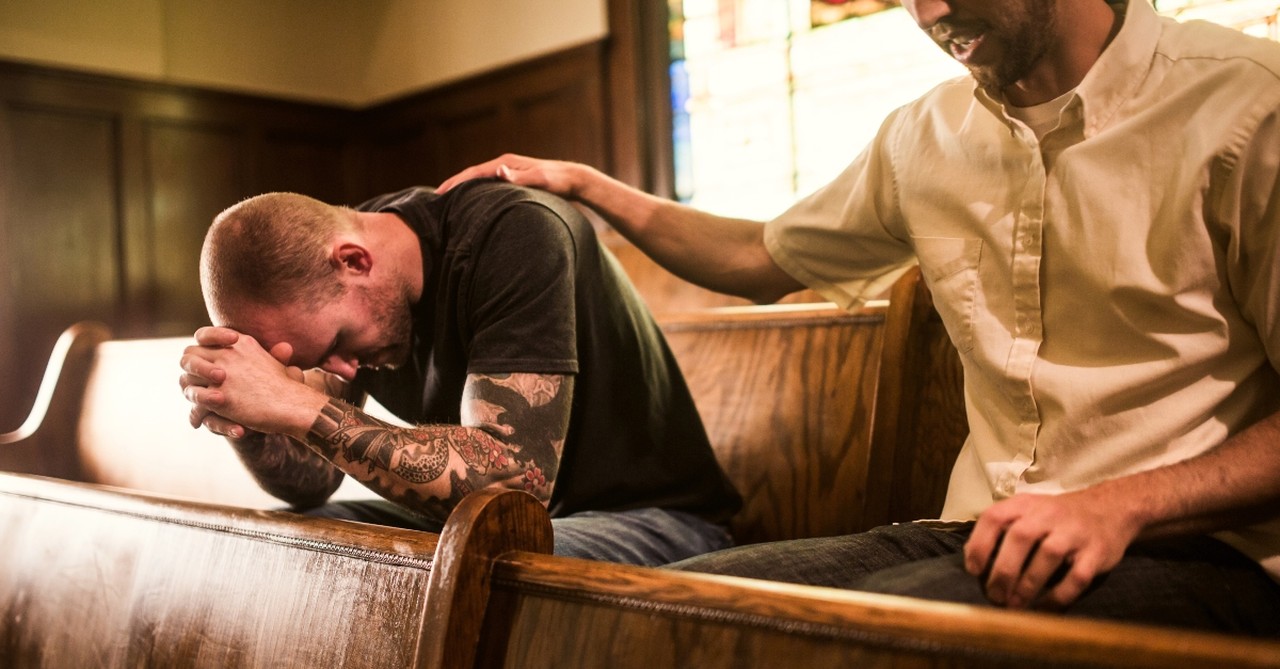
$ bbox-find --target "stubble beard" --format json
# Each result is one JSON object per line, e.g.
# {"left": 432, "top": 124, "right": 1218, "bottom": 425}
{"left": 362, "top": 279, "right": 415, "bottom": 370}
{"left": 970, "top": 2, "right": 1058, "bottom": 94}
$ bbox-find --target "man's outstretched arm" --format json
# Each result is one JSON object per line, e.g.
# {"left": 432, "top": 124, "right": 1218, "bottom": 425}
{"left": 438, "top": 154, "right": 804, "bottom": 304}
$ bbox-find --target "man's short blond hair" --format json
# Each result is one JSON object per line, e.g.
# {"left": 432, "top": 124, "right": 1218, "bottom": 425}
{"left": 200, "top": 192, "right": 355, "bottom": 323}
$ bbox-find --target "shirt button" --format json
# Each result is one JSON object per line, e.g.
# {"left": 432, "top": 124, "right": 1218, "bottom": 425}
{"left": 996, "top": 473, "right": 1017, "bottom": 498}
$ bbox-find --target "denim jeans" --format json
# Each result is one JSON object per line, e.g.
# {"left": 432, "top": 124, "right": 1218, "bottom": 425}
{"left": 668, "top": 521, "right": 1280, "bottom": 638}
{"left": 301, "top": 499, "right": 733, "bottom": 567}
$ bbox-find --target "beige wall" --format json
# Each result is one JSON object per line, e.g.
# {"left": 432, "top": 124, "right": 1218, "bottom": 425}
{"left": 0, "top": 0, "right": 608, "bottom": 107}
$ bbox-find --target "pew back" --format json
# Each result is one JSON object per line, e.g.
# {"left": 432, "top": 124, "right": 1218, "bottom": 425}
{"left": 661, "top": 265, "right": 969, "bottom": 543}
{"left": 426, "top": 487, "right": 1280, "bottom": 669}
{"left": 661, "top": 304, "right": 887, "bottom": 543}
{"left": 0, "top": 471, "right": 439, "bottom": 668}
{"left": 0, "top": 324, "right": 372, "bottom": 507}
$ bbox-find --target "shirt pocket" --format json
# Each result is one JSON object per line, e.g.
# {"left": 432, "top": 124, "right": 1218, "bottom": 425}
{"left": 910, "top": 235, "right": 983, "bottom": 354}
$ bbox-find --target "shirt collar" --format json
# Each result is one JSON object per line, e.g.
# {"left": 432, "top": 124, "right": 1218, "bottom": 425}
{"left": 1075, "top": 1, "right": 1161, "bottom": 138}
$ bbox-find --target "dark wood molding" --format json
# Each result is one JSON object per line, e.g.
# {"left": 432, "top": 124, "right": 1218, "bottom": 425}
{"left": 354, "top": 41, "right": 609, "bottom": 200}
{"left": 604, "top": 0, "right": 675, "bottom": 196}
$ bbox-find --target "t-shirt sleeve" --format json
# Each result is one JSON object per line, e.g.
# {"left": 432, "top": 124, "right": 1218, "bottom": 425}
{"left": 461, "top": 202, "right": 579, "bottom": 375}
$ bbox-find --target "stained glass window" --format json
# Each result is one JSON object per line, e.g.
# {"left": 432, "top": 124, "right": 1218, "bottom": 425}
{"left": 669, "top": 0, "right": 1280, "bottom": 218}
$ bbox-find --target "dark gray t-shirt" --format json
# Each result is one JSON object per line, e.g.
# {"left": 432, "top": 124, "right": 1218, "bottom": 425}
{"left": 353, "top": 181, "right": 741, "bottom": 522}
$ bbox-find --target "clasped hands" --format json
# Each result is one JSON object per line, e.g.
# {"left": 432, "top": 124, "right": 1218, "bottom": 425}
{"left": 179, "top": 326, "right": 326, "bottom": 441}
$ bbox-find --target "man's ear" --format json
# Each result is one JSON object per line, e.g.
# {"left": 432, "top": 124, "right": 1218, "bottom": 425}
{"left": 331, "top": 242, "right": 373, "bottom": 276}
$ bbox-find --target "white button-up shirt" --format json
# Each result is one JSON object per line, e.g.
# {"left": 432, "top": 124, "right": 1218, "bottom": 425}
{"left": 765, "top": 0, "right": 1280, "bottom": 576}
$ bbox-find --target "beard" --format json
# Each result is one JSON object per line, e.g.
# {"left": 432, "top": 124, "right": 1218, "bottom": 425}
{"left": 940, "top": 1, "right": 1058, "bottom": 93}
{"left": 358, "top": 279, "right": 415, "bottom": 370}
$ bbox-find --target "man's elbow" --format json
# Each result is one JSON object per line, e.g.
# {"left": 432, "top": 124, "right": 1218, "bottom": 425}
{"left": 489, "top": 470, "right": 555, "bottom": 507}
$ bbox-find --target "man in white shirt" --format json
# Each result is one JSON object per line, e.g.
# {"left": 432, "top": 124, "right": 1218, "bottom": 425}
{"left": 437, "top": 0, "right": 1280, "bottom": 635}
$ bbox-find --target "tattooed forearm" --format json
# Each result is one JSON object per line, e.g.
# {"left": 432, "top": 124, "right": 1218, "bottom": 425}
{"left": 307, "top": 401, "right": 453, "bottom": 484}
{"left": 303, "top": 373, "right": 573, "bottom": 521}
{"left": 230, "top": 431, "right": 345, "bottom": 508}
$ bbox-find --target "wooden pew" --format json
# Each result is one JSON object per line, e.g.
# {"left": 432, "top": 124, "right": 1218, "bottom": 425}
{"left": 423, "top": 488, "right": 1280, "bottom": 669}
{"left": 0, "top": 470, "right": 443, "bottom": 667}
{"left": 661, "top": 302, "right": 888, "bottom": 543}
{"left": 4, "top": 266, "right": 1276, "bottom": 667}
{"left": 661, "top": 265, "right": 967, "bottom": 543}
{"left": 6, "top": 475, "right": 1270, "bottom": 669}
{"left": 866, "top": 264, "right": 968, "bottom": 526}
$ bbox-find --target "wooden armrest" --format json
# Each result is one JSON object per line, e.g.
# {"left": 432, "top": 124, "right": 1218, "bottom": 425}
{"left": 420, "top": 488, "right": 554, "bottom": 669}
{"left": 0, "top": 321, "right": 110, "bottom": 445}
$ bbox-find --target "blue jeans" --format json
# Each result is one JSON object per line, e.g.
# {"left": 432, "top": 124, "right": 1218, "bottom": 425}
{"left": 301, "top": 499, "right": 733, "bottom": 567}
{"left": 668, "top": 521, "right": 1280, "bottom": 638}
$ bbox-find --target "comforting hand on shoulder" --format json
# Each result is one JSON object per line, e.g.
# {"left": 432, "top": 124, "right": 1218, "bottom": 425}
{"left": 436, "top": 153, "right": 585, "bottom": 198}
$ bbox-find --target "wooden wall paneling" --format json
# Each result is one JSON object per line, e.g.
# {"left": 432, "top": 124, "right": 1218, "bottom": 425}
{"left": 502, "top": 47, "right": 606, "bottom": 166}
{"left": 141, "top": 120, "right": 246, "bottom": 336}
{"left": 257, "top": 131, "right": 350, "bottom": 204}
{"left": 603, "top": 0, "right": 674, "bottom": 195}
{"left": 356, "top": 42, "right": 608, "bottom": 199}
{"left": 0, "top": 103, "right": 123, "bottom": 432}
{"left": 0, "top": 101, "right": 12, "bottom": 433}
{"left": 509, "top": 75, "right": 604, "bottom": 166}
{"left": 355, "top": 124, "right": 436, "bottom": 202}
{"left": 434, "top": 106, "right": 508, "bottom": 181}
{"left": 117, "top": 116, "right": 159, "bottom": 335}
{"left": 0, "top": 61, "right": 355, "bottom": 429}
